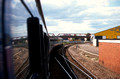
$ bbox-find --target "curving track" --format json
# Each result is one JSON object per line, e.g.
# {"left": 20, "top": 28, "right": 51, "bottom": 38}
{"left": 13, "top": 44, "right": 98, "bottom": 79}
{"left": 50, "top": 44, "right": 98, "bottom": 79}
{"left": 64, "top": 45, "right": 98, "bottom": 79}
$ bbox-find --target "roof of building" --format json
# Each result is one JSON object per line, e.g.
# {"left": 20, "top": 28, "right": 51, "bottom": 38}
{"left": 94, "top": 26, "right": 120, "bottom": 36}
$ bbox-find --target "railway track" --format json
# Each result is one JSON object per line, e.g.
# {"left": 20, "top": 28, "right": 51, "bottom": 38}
{"left": 65, "top": 45, "right": 98, "bottom": 79}
{"left": 16, "top": 64, "right": 29, "bottom": 79}
{"left": 52, "top": 44, "right": 97, "bottom": 79}
{"left": 15, "top": 57, "right": 29, "bottom": 75}
{"left": 54, "top": 54, "right": 78, "bottom": 79}
{"left": 52, "top": 45, "right": 97, "bottom": 79}
{"left": 13, "top": 47, "right": 29, "bottom": 79}
{"left": 13, "top": 48, "right": 28, "bottom": 57}
{"left": 13, "top": 44, "right": 97, "bottom": 79}
{"left": 50, "top": 44, "right": 78, "bottom": 79}
{"left": 15, "top": 56, "right": 29, "bottom": 79}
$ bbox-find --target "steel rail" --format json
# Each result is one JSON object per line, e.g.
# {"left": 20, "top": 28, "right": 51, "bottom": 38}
{"left": 13, "top": 48, "right": 28, "bottom": 57}
{"left": 63, "top": 57, "right": 78, "bottom": 79}
{"left": 16, "top": 64, "right": 29, "bottom": 78}
{"left": 13, "top": 51, "right": 21, "bottom": 57}
{"left": 54, "top": 57, "right": 73, "bottom": 79}
{"left": 23, "top": 69, "right": 30, "bottom": 79}
{"left": 68, "top": 50, "right": 98, "bottom": 79}
{"left": 29, "top": 74, "right": 33, "bottom": 79}
{"left": 15, "top": 57, "right": 29, "bottom": 76}
{"left": 60, "top": 55, "right": 93, "bottom": 79}
{"left": 61, "top": 47, "right": 78, "bottom": 79}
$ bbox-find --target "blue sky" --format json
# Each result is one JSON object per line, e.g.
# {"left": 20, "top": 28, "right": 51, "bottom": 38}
{"left": 11, "top": 0, "right": 120, "bottom": 37}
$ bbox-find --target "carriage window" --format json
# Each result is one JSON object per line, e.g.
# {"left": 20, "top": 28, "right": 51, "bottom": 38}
{"left": 11, "top": 0, "right": 29, "bottom": 77}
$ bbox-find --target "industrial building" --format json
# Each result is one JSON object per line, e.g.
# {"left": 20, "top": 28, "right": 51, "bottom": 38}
{"left": 93, "top": 26, "right": 120, "bottom": 74}
{"left": 94, "top": 26, "right": 120, "bottom": 39}
{"left": 93, "top": 26, "right": 120, "bottom": 46}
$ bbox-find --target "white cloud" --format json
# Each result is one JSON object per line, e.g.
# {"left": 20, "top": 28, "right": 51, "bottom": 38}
{"left": 11, "top": 24, "right": 27, "bottom": 37}
{"left": 11, "top": 0, "right": 35, "bottom": 9}
{"left": 77, "top": 7, "right": 120, "bottom": 17}
{"left": 11, "top": 0, "right": 120, "bottom": 36}
{"left": 41, "top": 0, "right": 109, "bottom": 8}
{"left": 41, "top": 0, "right": 72, "bottom": 8}
{"left": 46, "top": 18, "right": 96, "bottom": 34}
{"left": 76, "top": 0, "right": 109, "bottom": 7}
{"left": 11, "top": 0, "right": 20, "bottom": 8}
{"left": 25, "top": 0, "right": 34, "bottom": 3}
{"left": 42, "top": 0, "right": 120, "bottom": 34}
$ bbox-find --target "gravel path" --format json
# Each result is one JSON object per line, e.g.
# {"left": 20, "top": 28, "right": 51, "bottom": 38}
{"left": 78, "top": 43, "right": 99, "bottom": 55}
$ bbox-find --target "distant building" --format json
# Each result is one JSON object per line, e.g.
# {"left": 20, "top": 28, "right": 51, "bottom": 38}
{"left": 94, "top": 26, "right": 120, "bottom": 39}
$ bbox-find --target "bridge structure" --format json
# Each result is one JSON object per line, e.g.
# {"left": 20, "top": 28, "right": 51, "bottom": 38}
{"left": 49, "top": 33, "right": 94, "bottom": 40}
{"left": 12, "top": 33, "right": 94, "bottom": 44}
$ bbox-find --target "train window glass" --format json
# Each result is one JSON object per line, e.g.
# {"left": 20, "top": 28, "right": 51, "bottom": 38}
{"left": 0, "top": 0, "right": 2, "bottom": 46}
{"left": 11, "top": 0, "right": 30, "bottom": 77}
{"left": 0, "top": 0, "right": 4, "bottom": 78}
{"left": 10, "top": 0, "right": 47, "bottom": 77}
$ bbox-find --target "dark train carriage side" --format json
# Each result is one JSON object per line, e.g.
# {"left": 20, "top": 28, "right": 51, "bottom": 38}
{"left": 50, "top": 37, "right": 63, "bottom": 49}
{"left": 0, "top": 0, "right": 64, "bottom": 79}
{"left": 0, "top": 0, "right": 14, "bottom": 78}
